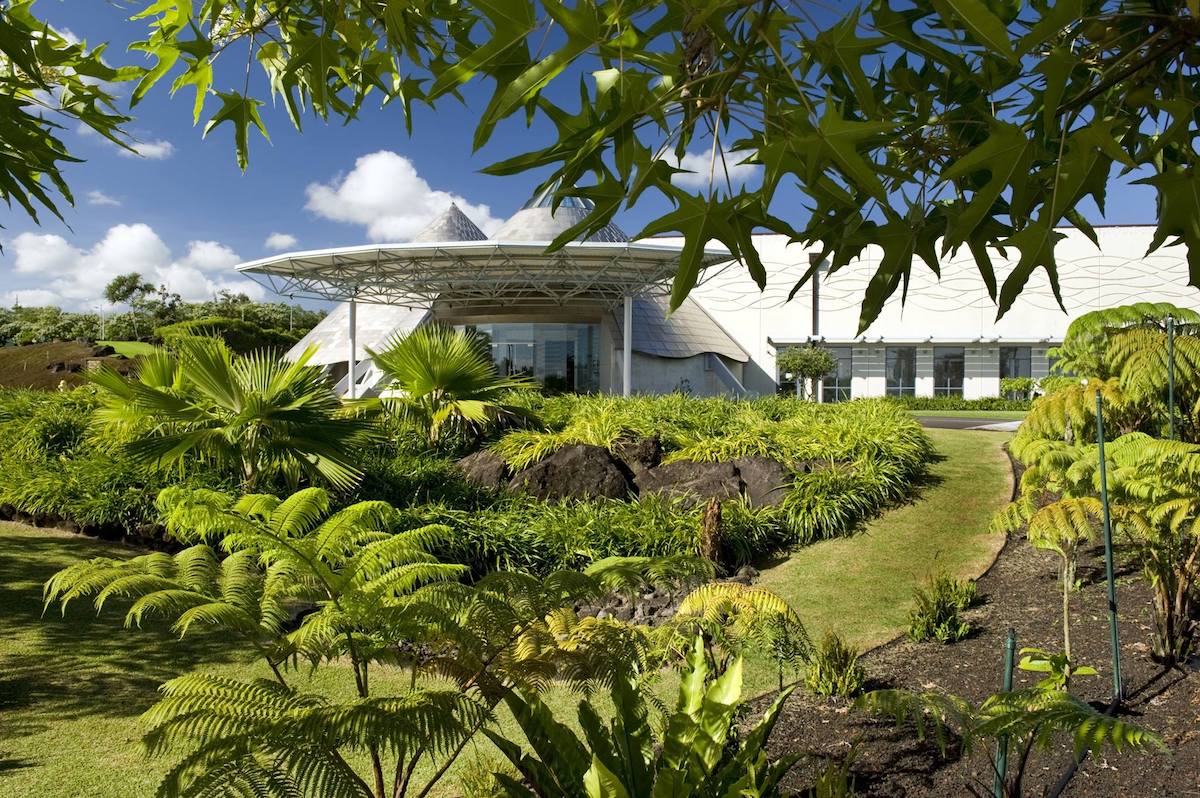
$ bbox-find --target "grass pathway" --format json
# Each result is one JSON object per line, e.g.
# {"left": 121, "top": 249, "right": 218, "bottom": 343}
{"left": 754, "top": 428, "right": 1012, "bottom": 669}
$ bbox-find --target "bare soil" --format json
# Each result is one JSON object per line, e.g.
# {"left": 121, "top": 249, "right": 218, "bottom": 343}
{"left": 0, "top": 342, "right": 134, "bottom": 390}
{"left": 759, "top": 534, "right": 1200, "bottom": 796}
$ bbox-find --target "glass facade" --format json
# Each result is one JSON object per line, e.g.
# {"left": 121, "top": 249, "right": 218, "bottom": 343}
{"left": 999, "top": 346, "right": 1032, "bottom": 379}
{"left": 933, "top": 346, "right": 965, "bottom": 396}
{"left": 821, "top": 346, "right": 853, "bottom": 402}
{"left": 457, "top": 322, "right": 600, "bottom": 393}
{"left": 885, "top": 346, "right": 916, "bottom": 396}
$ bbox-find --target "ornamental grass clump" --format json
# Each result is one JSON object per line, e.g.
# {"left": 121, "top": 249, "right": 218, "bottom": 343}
{"left": 907, "top": 574, "right": 978, "bottom": 644}
{"left": 805, "top": 630, "right": 866, "bottom": 698}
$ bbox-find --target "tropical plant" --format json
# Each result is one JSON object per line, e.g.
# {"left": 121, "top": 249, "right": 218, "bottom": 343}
{"left": 996, "top": 499, "right": 1098, "bottom": 662}
{"left": 1002, "top": 431, "right": 1200, "bottom": 665}
{"left": 805, "top": 631, "right": 866, "bottom": 699}
{"left": 907, "top": 574, "right": 977, "bottom": 644}
{"left": 777, "top": 346, "right": 837, "bottom": 400}
{"left": 87, "top": 335, "right": 374, "bottom": 491}
{"left": 859, "top": 687, "right": 1163, "bottom": 797}
{"left": 485, "top": 637, "right": 799, "bottom": 798}
{"left": 1016, "top": 648, "right": 1097, "bottom": 693}
{"left": 1028, "top": 303, "right": 1200, "bottom": 443}
{"left": 369, "top": 325, "right": 535, "bottom": 445}
{"left": 42, "top": 484, "right": 803, "bottom": 797}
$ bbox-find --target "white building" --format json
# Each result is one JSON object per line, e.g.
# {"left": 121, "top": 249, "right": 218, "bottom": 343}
{"left": 242, "top": 193, "right": 1200, "bottom": 400}
{"left": 682, "top": 226, "right": 1200, "bottom": 399}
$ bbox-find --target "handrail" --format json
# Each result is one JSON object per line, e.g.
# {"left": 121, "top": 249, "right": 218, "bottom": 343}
{"left": 707, "top": 353, "right": 750, "bottom": 398}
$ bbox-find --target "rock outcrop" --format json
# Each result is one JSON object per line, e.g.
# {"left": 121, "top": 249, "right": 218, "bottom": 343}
{"left": 508, "top": 444, "right": 631, "bottom": 501}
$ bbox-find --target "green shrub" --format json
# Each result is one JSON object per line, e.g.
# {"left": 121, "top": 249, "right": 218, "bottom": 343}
{"left": 155, "top": 316, "right": 300, "bottom": 353}
{"left": 0, "top": 387, "right": 230, "bottom": 537}
{"left": 887, "top": 395, "right": 1031, "bottom": 411}
{"left": 477, "top": 397, "right": 933, "bottom": 572}
{"left": 907, "top": 574, "right": 978, "bottom": 644}
{"left": 805, "top": 631, "right": 866, "bottom": 698}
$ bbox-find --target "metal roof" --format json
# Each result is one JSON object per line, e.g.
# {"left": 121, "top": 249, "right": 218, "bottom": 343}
{"left": 491, "top": 185, "right": 628, "bottom": 242}
{"left": 615, "top": 294, "right": 748, "bottom": 362}
{"left": 410, "top": 202, "right": 488, "bottom": 243}
{"left": 238, "top": 240, "right": 730, "bottom": 310}
{"left": 236, "top": 190, "right": 729, "bottom": 309}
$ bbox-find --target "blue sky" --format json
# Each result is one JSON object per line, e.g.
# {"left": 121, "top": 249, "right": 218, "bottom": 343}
{"left": 0, "top": 2, "right": 1162, "bottom": 311}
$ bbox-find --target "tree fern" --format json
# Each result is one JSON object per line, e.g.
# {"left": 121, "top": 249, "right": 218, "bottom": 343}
{"left": 859, "top": 687, "right": 1162, "bottom": 796}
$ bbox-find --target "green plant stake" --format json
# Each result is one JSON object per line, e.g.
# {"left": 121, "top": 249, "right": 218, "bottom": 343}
{"left": 993, "top": 628, "right": 1016, "bottom": 798}
{"left": 1095, "top": 390, "right": 1123, "bottom": 703}
{"left": 1167, "top": 314, "right": 1175, "bottom": 441}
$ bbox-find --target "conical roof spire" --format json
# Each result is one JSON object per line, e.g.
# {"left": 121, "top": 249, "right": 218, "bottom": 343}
{"left": 410, "top": 202, "right": 489, "bottom": 243}
{"left": 492, "top": 181, "right": 628, "bottom": 243}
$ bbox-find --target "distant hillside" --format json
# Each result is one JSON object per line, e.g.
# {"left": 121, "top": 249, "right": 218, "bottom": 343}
{"left": 0, "top": 342, "right": 137, "bottom": 390}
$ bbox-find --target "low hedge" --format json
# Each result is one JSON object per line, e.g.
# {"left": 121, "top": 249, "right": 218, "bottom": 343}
{"left": 887, "top": 396, "right": 1032, "bottom": 411}
{"left": 0, "top": 388, "right": 229, "bottom": 541}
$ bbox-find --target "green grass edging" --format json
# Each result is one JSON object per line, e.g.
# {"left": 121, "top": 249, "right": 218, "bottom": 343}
{"left": 746, "top": 428, "right": 1012, "bottom": 694}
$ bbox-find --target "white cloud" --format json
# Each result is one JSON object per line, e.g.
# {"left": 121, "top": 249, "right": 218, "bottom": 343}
{"left": 178, "top": 240, "right": 241, "bottom": 273}
{"left": 120, "top": 138, "right": 175, "bottom": 160}
{"left": 305, "top": 151, "right": 502, "bottom": 241}
{"left": 86, "top": 189, "right": 121, "bottom": 207}
{"left": 670, "top": 149, "right": 761, "bottom": 191}
{"left": 5, "top": 224, "right": 262, "bottom": 309}
{"left": 264, "top": 232, "right": 298, "bottom": 251}
{"left": 77, "top": 124, "right": 175, "bottom": 159}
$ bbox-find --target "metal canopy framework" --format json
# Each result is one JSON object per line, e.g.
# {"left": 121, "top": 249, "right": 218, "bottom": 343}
{"left": 236, "top": 239, "right": 731, "bottom": 310}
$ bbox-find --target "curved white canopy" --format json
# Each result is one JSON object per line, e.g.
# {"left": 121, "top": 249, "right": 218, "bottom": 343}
{"left": 237, "top": 238, "right": 732, "bottom": 310}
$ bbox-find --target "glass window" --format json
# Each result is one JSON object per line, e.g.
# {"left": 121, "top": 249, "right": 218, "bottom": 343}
{"left": 821, "top": 346, "right": 853, "bottom": 402}
{"left": 885, "top": 347, "right": 916, "bottom": 397}
{"left": 456, "top": 322, "right": 600, "bottom": 393}
{"left": 933, "top": 346, "right": 965, "bottom": 397}
{"left": 999, "top": 346, "right": 1031, "bottom": 379}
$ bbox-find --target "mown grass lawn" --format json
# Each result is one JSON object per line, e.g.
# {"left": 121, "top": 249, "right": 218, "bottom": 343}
{"left": 95, "top": 340, "right": 157, "bottom": 358}
{"left": 907, "top": 409, "right": 1028, "bottom": 420}
{"left": 0, "top": 428, "right": 1011, "bottom": 797}
{"left": 754, "top": 428, "right": 1011, "bottom": 660}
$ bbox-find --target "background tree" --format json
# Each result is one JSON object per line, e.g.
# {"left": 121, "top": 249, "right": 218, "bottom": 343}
{"left": 10, "top": 2, "right": 1200, "bottom": 328}
{"left": 0, "top": 0, "right": 131, "bottom": 230}
{"left": 103, "top": 273, "right": 154, "bottom": 306}
{"left": 13, "top": 0, "right": 1198, "bottom": 330}
{"left": 776, "top": 346, "right": 837, "bottom": 400}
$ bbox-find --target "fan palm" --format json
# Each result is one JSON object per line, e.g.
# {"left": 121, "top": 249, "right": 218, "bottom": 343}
{"left": 368, "top": 325, "right": 535, "bottom": 444}
{"left": 87, "top": 335, "right": 375, "bottom": 490}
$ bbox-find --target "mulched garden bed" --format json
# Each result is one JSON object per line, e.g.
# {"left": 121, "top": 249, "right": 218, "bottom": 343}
{"left": 758, "top": 533, "right": 1200, "bottom": 796}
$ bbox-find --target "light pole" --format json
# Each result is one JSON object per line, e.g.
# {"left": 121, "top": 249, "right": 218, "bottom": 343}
{"left": 1167, "top": 315, "right": 1176, "bottom": 441}
{"left": 1094, "top": 386, "right": 1123, "bottom": 702}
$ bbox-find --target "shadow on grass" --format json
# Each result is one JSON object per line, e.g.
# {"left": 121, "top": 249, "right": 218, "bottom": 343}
{"left": 0, "top": 530, "right": 253, "bottom": 742}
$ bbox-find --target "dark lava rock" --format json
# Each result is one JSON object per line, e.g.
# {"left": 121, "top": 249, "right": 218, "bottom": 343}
{"left": 614, "top": 435, "right": 663, "bottom": 474}
{"left": 734, "top": 456, "right": 794, "bottom": 508}
{"left": 636, "top": 460, "right": 741, "bottom": 508}
{"left": 456, "top": 450, "right": 509, "bottom": 491}
{"left": 508, "top": 444, "right": 631, "bottom": 501}
{"left": 91, "top": 344, "right": 116, "bottom": 357}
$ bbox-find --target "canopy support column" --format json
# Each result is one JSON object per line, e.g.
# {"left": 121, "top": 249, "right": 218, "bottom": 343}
{"left": 347, "top": 298, "right": 357, "bottom": 400}
{"left": 622, "top": 294, "right": 633, "bottom": 397}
